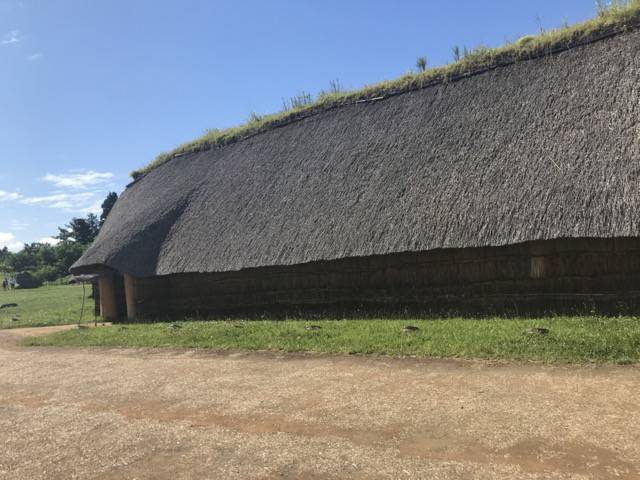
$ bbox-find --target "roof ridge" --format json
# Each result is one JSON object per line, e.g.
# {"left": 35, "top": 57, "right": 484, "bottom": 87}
{"left": 130, "top": 3, "right": 640, "bottom": 181}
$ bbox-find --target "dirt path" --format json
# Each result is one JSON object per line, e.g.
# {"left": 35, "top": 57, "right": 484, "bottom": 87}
{"left": 1, "top": 326, "right": 639, "bottom": 479}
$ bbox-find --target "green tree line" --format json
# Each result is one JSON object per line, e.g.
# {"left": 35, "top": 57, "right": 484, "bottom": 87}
{"left": 0, "top": 192, "right": 118, "bottom": 285}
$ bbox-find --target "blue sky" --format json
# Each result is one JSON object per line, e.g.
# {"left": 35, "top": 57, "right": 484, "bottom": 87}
{"left": 1, "top": 0, "right": 599, "bottom": 250}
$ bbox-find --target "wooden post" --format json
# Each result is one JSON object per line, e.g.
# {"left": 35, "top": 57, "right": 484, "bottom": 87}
{"left": 99, "top": 273, "right": 118, "bottom": 321}
{"left": 124, "top": 273, "right": 138, "bottom": 321}
{"left": 530, "top": 256, "right": 546, "bottom": 279}
{"left": 529, "top": 240, "right": 547, "bottom": 279}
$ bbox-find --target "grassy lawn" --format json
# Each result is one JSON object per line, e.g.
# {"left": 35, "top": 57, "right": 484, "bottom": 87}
{"left": 0, "top": 284, "right": 94, "bottom": 329}
{"left": 24, "top": 316, "right": 640, "bottom": 363}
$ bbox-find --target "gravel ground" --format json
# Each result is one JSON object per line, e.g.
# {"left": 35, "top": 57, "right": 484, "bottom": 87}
{"left": 1, "top": 326, "right": 639, "bottom": 479}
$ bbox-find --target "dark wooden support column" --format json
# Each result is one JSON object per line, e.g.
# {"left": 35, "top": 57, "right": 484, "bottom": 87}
{"left": 124, "top": 273, "right": 138, "bottom": 321}
{"left": 98, "top": 273, "right": 118, "bottom": 321}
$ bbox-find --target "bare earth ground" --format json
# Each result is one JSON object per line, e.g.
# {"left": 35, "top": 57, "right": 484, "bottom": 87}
{"left": 1, "top": 326, "right": 639, "bottom": 480}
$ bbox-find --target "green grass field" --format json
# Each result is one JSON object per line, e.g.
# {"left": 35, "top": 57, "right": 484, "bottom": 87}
{"left": 24, "top": 316, "right": 640, "bottom": 363}
{"left": 0, "top": 284, "right": 94, "bottom": 329}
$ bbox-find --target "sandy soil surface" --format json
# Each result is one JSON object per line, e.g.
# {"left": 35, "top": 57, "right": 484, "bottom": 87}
{"left": 1, "top": 326, "right": 639, "bottom": 480}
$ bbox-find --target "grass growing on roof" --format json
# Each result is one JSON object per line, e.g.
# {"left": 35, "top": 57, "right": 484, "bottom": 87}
{"left": 131, "top": 0, "right": 640, "bottom": 179}
{"left": 24, "top": 316, "right": 640, "bottom": 363}
{"left": 0, "top": 284, "right": 94, "bottom": 329}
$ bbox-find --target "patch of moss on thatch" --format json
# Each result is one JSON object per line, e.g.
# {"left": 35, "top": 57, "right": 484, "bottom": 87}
{"left": 131, "top": 1, "right": 640, "bottom": 179}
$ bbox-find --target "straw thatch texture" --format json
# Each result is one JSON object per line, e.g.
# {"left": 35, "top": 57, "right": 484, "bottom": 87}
{"left": 72, "top": 29, "right": 640, "bottom": 277}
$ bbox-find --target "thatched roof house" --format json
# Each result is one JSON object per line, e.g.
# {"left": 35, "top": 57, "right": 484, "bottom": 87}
{"left": 73, "top": 18, "right": 640, "bottom": 320}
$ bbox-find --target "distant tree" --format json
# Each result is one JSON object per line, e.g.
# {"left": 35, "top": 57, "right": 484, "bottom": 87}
{"left": 56, "top": 214, "right": 100, "bottom": 245}
{"left": 100, "top": 192, "right": 118, "bottom": 227}
{"left": 36, "top": 242, "right": 57, "bottom": 266}
{"left": 7, "top": 245, "right": 36, "bottom": 272}
{"left": 3, "top": 240, "right": 87, "bottom": 281}
{"left": 54, "top": 240, "right": 86, "bottom": 275}
{"left": 416, "top": 56, "right": 427, "bottom": 72}
{"left": 0, "top": 246, "right": 10, "bottom": 274}
{"left": 0, "top": 246, "right": 10, "bottom": 264}
{"left": 2, "top": 211, "right": 100, "bottom": 282}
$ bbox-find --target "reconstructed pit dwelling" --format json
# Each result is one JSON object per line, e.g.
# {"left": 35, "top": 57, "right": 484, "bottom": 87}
{"left": 72, "top": 20, "right": 640, "bottom": 321}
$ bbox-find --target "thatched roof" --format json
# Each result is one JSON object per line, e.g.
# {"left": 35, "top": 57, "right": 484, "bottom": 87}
{"left": 131, "top": 2, "right": 640, "bottom": 179}
{"left": 72, "top": 27, "right": 640, "bottom": 277}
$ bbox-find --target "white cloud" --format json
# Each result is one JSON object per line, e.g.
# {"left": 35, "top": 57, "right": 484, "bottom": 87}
{"left": 38, "top": 236, "right": 60, "bottom": 246}
{"left": 1, "top": 187, "right": 101, "bottom": 213}
{"left": 0, "top": 190, "right": 22, "bottom": 201}
{"left": 0, "top": 232, "right": 23, "bottom": 252}
{"left": 0, "top": 170, "right": 119, "bottom": 216}
{"left": 1, "top": 29, "right": 21, "bottom": 45}
{"left": 20, "top": 192, "right": 95, "bottom": 210}
{"left": 42, "top": 170, "right": 114, "bottom": 189}
{"left": 26, "top": 52, "right": 42, "bottom": 61}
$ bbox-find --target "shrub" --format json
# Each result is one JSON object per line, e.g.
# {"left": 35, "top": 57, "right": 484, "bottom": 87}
{"left": 32, "top": 266, "right": 59, "bottom": 284}
{"left": 16, "top": 272, "right": 43, "bottom": 289}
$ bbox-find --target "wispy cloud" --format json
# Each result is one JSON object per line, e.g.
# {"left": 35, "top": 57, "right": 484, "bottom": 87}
{"left": 0, "top": 190, "right": 22, "bottom": 201}
{"left": 0, "top": 232, "right": 23, "bottom": 252}
{"left": 42, "top": 170, "right": 114, "bottom": 189}
{"left": 1, "top": 29, "right": 21, "bottom": 45}
{"left": 1, "top": 188, "right": 103, "bottom": 214}
{"left": 20, "top": 192, "right": 96, "bottom": 210}
{"left": 1, "top": 170, "right": 119, "bottom": 215}
{"left": 18, "top": 192, "right": 102, "bottom": 214}
{"left": 26, "top": 52, "right": 42, "bottom": 61}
